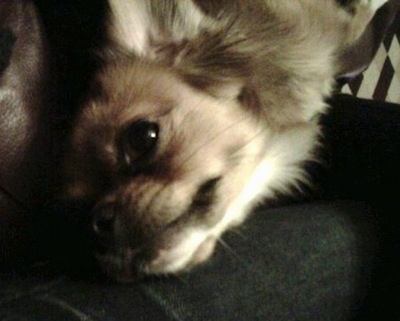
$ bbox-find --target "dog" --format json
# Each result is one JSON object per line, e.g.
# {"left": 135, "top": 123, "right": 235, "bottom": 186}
{"left": 61, "top": 0, "right": 387, "bottom": 282}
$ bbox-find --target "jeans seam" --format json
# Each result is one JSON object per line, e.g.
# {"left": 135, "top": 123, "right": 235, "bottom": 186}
{"left": 140, "top": 284, "right": 186, "bottom": 321}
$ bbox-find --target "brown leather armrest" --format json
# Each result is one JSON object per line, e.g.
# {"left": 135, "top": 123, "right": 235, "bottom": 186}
{"left": 0, "top": 0, "right": 53, "bottom": 265}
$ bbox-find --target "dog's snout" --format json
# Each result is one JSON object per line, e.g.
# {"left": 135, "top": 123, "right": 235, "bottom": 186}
{"left": 92, "top": 206, "right": 116, "bottom": 237}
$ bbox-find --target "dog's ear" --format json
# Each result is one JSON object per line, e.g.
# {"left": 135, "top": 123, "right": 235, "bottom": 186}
{"left": 107, "top": 0, "right": 207, "bottom": 61}
{"left": 107, "top": 0, "right": 150, "bottom": 56}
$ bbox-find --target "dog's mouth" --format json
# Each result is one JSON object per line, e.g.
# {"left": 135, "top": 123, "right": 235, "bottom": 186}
{"left": 85, "top": 174, "right": 223, "bottom": 280}
{"left": 94, "top": 223, "right": 218, "bottom": 282}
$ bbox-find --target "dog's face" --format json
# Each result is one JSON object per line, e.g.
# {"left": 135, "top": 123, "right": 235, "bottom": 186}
{"left": 63, "top": 60, "right": 267, "bottom": 280}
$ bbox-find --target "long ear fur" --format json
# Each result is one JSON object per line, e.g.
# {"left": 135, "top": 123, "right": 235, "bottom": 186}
{"left": 108, "top": 0, "right": 150, "bottom": 55}
{"left": 107, "top": 0, "right": 248, "bottom": 99}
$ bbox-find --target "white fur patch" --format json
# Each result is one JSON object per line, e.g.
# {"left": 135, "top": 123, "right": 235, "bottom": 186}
{"left": 148, "top": 229, "right": 209, "bottom": 274}
{"left": 211, "top": 123, "right": 319, "bottom": 236}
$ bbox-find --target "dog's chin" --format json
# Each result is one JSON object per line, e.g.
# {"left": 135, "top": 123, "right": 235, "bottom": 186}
{"left": 96, "top": 232, "right": 218, "bottom": 282}
{"left": 96, "top": 249, "right": 142, "bottom": 283}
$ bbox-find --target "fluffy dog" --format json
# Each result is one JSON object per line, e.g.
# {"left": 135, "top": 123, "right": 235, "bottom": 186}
{"left": 62, "top": 0, "right": 387, "bottom": 281}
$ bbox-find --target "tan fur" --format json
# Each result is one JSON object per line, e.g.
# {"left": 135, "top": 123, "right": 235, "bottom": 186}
{"left": 62, "top": 0, "right": 387, "bottom": 281}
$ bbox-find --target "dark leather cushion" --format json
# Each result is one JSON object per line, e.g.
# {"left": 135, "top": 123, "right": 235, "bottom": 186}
{"left": 0, "top": 0, "right": 53, "bottom": 264}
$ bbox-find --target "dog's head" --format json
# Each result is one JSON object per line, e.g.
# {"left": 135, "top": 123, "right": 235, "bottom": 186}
{"left": 61, "top": 0, "right": 273, "bottom": 281}
{"left": 61, "top": 0, "right": 329, "bottom": 281}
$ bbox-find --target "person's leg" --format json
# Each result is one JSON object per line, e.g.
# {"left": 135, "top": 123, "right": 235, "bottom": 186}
{"left": 0, "top": 201, "right": 379, "bottom": 321}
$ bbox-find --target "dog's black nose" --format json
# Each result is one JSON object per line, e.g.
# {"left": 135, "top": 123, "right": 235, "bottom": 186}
{"left": 92, "top": 206, "right": 116, "bottom": 237}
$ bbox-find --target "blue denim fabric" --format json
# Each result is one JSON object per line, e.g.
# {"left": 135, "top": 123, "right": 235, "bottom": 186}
{"left": 0, "top": 201, "right": 378, "bottom": 321}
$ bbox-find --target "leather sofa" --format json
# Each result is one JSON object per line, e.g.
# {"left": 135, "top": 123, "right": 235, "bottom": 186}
{"left": 0, "top": 0, "right": 54, "bottom": 266}
{"left": 1, "top": 1, "right": 399, "bottom": 320}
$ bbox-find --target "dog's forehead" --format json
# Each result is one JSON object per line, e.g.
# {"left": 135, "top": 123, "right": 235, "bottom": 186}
{"left": 92, "top": 61, "right": 251, "bottom": 132}
{"left": 101, "top": 62, "right": 180, "bottom": 95}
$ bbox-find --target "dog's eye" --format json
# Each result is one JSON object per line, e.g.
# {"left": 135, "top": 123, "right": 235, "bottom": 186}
{"left": 120, "top": 120, "right": 159, "bottom": 167}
